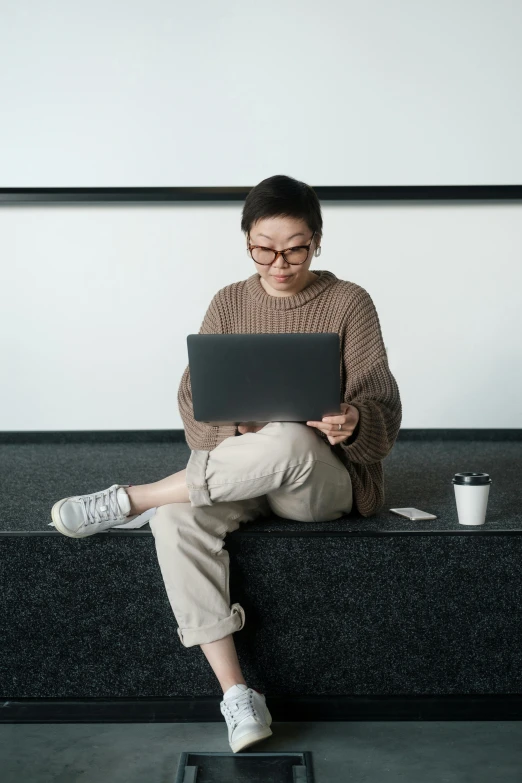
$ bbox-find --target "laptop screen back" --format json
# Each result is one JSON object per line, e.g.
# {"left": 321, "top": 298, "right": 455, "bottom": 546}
{"left": 187, "top": 332, "right": 341, "bottom": 425}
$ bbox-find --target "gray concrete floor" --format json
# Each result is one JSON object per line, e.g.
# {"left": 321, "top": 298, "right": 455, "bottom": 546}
{"left": 1, "top": 720, "right": 522, "bottom": 782}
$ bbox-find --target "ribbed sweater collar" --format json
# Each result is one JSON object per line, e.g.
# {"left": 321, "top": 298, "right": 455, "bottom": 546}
{"left": 245, "top": 269, "right": 339, "bottom": 311}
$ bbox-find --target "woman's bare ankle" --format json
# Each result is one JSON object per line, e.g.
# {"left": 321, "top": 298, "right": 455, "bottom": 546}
{"left": 125, "top": 470, "right": 190, "bottom": 514}
{"left": 125, "top": 471, "right": 190, "bottom": 514}
{"left": 221, "top": 678, "right": 248, "bottom": 694}
{"left": 126, "top": 485, "right": 153, "bottom": 515}
{"left": 200, "top": 634, "right": 247, "bottom": 694}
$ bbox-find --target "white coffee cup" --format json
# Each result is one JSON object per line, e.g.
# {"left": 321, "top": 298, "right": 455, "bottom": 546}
{"left": 452, "top": 472, "right": 492, "bottom": 526}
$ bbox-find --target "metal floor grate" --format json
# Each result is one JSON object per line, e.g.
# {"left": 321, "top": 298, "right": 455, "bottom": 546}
{"left": 174, "top": 751, "right": 313, "bottom": 782}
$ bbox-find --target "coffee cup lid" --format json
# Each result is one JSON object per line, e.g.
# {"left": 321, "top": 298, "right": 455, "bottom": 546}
{"left": 452, "top": 472, "right": 491, "bottom": 485}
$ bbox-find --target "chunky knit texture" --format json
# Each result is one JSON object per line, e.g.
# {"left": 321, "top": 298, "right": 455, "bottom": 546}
{"left": 178, "top": 269, "right": 402, "bottom": 517}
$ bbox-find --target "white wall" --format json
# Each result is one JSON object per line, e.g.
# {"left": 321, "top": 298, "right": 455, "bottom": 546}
{"left": 2, "top": 200, "right": 521, "bottom": 430}
{"left": 2, "top": 0, "right": 522, "bottom": 431}
{"left": 2, "top": 0, "right": 522, "bottom": 187}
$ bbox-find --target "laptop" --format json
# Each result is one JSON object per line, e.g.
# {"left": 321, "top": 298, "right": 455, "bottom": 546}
{"left": 186, "top": 332, "right": 342, "bottom": 426}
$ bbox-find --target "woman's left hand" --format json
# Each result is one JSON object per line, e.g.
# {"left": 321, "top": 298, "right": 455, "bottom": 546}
{"left": 306, "top": 403, "right": 360, "bottom": 445}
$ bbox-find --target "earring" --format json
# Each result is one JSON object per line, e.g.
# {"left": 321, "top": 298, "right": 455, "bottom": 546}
{"left": 315, "top": 246, "right": 321, "bottom": 257}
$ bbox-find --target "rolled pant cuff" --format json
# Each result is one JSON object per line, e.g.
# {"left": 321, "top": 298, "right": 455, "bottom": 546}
{"left": 186, "top": 449, "right": 212, "bottom": 506}
{"left": 177, "top": 603, "right": 245, "bottom": 648}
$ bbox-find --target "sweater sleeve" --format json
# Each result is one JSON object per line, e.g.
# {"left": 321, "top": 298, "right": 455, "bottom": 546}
{"left": 177, "top": 292, "right": 237, "bottom": 451}
{"left": 337, "top": 287, "right": 402, "bottom": 465}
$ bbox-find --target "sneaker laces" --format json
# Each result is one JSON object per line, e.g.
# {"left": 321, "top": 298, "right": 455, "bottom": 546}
{"left": 222, "top": 689, "right": 257, "bottom": 727}
{"left": 80, "top": 486, "right": 124, "bottom": 526}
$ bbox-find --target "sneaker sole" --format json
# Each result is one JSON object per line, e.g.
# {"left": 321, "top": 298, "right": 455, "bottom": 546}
{"left": 230, "top": 724, "right": 273, "bottom": 753}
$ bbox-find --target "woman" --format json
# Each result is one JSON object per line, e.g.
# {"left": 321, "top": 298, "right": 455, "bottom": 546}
{"left": 50, "top": 174, "right": 402, "bottom": 753}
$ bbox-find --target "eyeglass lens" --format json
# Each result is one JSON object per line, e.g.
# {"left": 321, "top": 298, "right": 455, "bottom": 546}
{"left": 251, "top": 246, "right": 309, "bottom": 265}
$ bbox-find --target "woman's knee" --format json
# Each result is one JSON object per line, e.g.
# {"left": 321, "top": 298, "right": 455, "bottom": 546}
{"left": 266, "top": 421, "right": 324, "bottom": 460}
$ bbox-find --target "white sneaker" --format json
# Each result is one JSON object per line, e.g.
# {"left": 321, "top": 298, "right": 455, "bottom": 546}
{"left": 49, "top": 483, "right": 141, "bottom": 538}
{"left": 220, "top": 683, "right": 273, "bottom": 753}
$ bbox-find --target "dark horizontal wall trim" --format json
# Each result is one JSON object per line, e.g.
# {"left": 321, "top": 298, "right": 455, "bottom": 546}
{"left": 0, "top": 430, "right": 188, "bottom": 444}
{"left": 1, "top": 185, "right": 522, "bottom": 203}
{"left": 396, "top": 429, "right": 522, "bottom": 441}
{"left": 2, "top": 694, "right": 522, "bottom": 723}
{"left": 0, "top": 429, "right": 521, "bottom": 444}
{"left": 1, "top": 528, "right": 521, "bottom": 538}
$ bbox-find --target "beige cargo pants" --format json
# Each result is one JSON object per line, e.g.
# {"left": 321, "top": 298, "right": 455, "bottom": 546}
{"left": 149, "top": 421, "right": 353, "bottom": 647}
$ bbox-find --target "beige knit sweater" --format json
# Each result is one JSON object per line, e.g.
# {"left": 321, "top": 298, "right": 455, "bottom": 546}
{"left": 178, "top": 269, "right": 402, "bottom": 517}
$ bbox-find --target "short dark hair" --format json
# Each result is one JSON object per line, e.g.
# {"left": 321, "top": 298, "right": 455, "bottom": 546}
{"left": 241, "top": 174, "right": 323, "bottom": 240}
